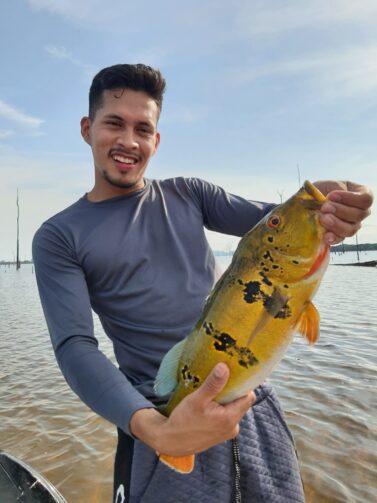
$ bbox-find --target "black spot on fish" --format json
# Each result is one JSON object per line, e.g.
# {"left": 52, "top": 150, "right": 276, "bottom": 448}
{"left": 263, "top": 267, "right": 270, "bottom": 272}
{"left": 238, "top": 279, "right": 244, "bottom": 285}
{"left": 214, "top": 332, "right": 237, "bottom": 352}
{"left": 181, "top": 364, "right": 189, "bottom": 379}
{"left": 292, "top": 260, "right": 299, "bottom": 264}
{"left": 284, "top": 284, "right": 289, "bottom": 289}
{"left": 203, "top": 321, "right": 213, "bottom": 335}
{"left": 243, "top": 281, "right": 262, "bottom": 304}
{"left": 274, "top": 303, "right": 291, "bottom": 319}
{"left": 263, "top": 250, "right": 274, "bottom": 262}
{"left": 192, "top": 376, "right": 200, "bottom": 389}
{"left": 262, "top": 295, "right": 277, "bottom": 313}
{"left": 203, "top": 322, "right": 259, "bottom": 368}
{"left": 259, "top": 272, "right": 273, "bottom": 286}
{"left": 268, "top": 236, "right": 274, "bottom": 243}
{"left": 238, "top": 347, "right": 259, "bottom": 368}
{"left": 272, "top": 265, "right": 279, "bottom": 270}
{"left": 181, "top": 364, "right": 201, "bottom": 389}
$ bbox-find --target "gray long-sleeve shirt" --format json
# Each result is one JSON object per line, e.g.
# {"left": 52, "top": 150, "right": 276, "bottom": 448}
{"left": 32, "top": 177, "right": 275, "bottom": 434}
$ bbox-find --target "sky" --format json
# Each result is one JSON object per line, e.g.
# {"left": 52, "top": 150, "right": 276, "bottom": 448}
{"left": 1, "top": 0, "right": 376, "bottom": 260}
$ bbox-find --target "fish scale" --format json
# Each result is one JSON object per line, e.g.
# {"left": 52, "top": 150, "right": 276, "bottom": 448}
{"left": 154, "top": 180, "right": 330, "bottom": 473}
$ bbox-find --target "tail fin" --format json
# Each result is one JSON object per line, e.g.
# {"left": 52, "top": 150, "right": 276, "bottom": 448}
{"left": 158, "top": 453, "right": 195, "bottom": 474}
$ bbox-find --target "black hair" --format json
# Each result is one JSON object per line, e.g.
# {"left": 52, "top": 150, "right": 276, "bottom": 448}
{"left": 88, "top": 64, "right": 166, "bottom": 120}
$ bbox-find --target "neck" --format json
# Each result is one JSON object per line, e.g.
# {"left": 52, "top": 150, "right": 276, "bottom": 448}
{"left": 87, "top": 179, "right": 146, "bottom": 202}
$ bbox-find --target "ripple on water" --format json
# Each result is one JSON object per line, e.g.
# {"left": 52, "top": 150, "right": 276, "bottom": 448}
{"left": 1, "top": 263, "right": 377, "bottom": 502}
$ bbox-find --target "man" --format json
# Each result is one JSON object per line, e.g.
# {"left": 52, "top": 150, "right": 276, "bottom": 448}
{"left": 33, "top": 64, "right": 373, "bottom": 503}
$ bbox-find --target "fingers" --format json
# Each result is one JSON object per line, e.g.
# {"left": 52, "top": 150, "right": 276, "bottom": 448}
{"left": 223, "top": 391, "right": 256, "bottom": 418}
{"left": 318, "top": 182, "right": 374, "bottom": 245}
{"left": 320, "top": 210, "right": 362, "bottom": 245}
{"left": 163, "top": 367, "right": 256, "bottom": 455}
{"left": 327, "top": 185, "right": 374, "bottom": 211}
{"left": 193, "top": 363, "right": 230, "bottom": 405}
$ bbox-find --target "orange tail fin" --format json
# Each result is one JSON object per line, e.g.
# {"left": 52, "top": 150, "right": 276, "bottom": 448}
{"left": 158, "top": 453, "right": 195, "bottom": 474}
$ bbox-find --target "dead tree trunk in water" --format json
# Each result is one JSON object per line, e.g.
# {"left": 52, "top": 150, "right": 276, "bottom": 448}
{"left": 355, "top": 233, "right": 360, "bottom": 263}
{"left": 297, "top": 164, "right": 301, "bottom": 188}
{"left": 16, "top": 189, "right": 20, "bottom": 270}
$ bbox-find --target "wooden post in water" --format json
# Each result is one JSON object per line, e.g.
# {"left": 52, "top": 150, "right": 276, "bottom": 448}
{"left": 16, "top": 189, "right": 20, "bottom": 270}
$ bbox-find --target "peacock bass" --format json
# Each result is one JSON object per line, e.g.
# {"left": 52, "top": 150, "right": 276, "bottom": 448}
{"left": 154, "top": 180, "right": 330, "bottom": 473}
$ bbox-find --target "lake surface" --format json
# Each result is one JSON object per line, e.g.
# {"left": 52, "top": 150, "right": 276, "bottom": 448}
{"left": 1, "top": 253, "right": 376, "bottom": 502}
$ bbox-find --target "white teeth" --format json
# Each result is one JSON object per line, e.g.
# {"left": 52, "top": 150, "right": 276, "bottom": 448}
{"left": 113, "top": 154, "right": 136, "bottom": 164}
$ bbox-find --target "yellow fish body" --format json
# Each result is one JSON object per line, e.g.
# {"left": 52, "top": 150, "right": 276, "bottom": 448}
{"left": 154, "top": 180, "right": 330, "bottom": 473}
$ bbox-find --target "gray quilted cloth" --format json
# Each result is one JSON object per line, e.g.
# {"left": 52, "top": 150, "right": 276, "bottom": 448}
{"left": 129, "top": 383, "right": 305, "bottom": 503}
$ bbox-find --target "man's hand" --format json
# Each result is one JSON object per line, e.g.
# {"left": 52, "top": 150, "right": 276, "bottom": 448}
{"left": 130, "top": 363, "right": 256, "bottom": 457}
{"left": 313, "top": 180, "right": 373, "bottom": 245}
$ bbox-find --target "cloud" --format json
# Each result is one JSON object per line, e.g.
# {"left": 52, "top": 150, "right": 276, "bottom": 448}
{"left": 231, "top": 43, "right": 377, "bottom": 101}
{"left": 45, "top": 45, "right": 94, "bottom": 73}
{"left": 163, "top": 104, "right": 208, "bottom": 125}
{"left": 28, "top": 0, "right": 98, "bottom": 21}
{"left": 0, "top": 130, "right": 14, "bottom": 139}
{"left": 236, "top": 0, "right": 377, "bottom": 37}
{"left": 0, "top": 100, "right": 44, "bottom": 128}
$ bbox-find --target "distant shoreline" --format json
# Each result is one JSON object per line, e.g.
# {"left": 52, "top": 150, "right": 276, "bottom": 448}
{"left": 214, "top": 243, "right": 377, "bottom": 257}
{"left": 1, "top": 260, "right": 33, "bottom": 266}
{"left": 1, "top": 243, "right": 376, "bottom": 263}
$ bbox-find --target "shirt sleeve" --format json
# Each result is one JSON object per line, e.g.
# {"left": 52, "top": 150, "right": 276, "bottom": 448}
{"left": 32, "top": 223, "right": 155, "bottom": 435}
{"left": 184, "top": 178, "right": 277, "bottom": 236}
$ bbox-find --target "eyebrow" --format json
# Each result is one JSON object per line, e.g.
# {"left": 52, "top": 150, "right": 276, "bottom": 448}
{"left": 103, "top": 114, "right": 155, "bottom": 128}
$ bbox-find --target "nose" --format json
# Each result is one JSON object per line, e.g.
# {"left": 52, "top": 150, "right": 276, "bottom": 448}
{"left": 117, "top": 127, "right": 138, "bottom": 149}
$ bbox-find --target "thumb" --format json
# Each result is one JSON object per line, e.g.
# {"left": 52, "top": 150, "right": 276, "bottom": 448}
{"left": 194, "top": 363, "right": 230, "bottom": 405}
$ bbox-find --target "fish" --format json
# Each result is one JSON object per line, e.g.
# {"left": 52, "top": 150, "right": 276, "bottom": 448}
{"left": 154, "top": 180, "right": 330, "bottom": 473}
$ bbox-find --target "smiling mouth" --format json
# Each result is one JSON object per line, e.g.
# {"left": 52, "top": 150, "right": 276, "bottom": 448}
{"left": 111, "top": 153, "right": 138, "bottom": 165}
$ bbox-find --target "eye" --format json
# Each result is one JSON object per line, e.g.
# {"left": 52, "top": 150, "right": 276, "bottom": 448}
{"left": 267, "top": 215, "right": 281, "bottom": 229}
{"left": 138, "top": 127, "right": 153, "bottom": 136}
{"left": 106, "top": 121, "right": 121, "bottom": 127}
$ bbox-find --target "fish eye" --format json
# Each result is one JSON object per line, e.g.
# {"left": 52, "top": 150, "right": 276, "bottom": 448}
{"left": 267, "top": 215, "right": 281, "bottom": 229}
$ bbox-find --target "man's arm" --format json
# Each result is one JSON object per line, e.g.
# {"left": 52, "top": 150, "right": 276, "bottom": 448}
{"left": 32, "top": 223, "right": 156, "bottom": 435}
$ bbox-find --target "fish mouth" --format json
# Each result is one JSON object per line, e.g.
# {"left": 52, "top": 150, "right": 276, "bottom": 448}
{"left": 302, "top": 243, "right": 330, "bottom": 279}
{"left": 300, "top": 181, "right": 327, "bottom": 210}
{"left": 304, "top": 181, "right": 327, "bottom": 202}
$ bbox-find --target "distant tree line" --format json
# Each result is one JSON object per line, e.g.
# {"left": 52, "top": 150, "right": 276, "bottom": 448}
{"left": 0, "top": 260, "right": 33, "bottom": 265}
{"left": 214, "top": 242, "right": 377, "bottom": 256}
{"left": 2, "top": 243, "right": 376, "bottom": 263}
{"left": 330, "top": 242, "right": 377, "bottom": 253}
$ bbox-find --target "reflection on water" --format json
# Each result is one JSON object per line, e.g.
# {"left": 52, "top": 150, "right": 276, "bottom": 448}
{"left": 1, "top": 258, "right": 376, "bottom": 502}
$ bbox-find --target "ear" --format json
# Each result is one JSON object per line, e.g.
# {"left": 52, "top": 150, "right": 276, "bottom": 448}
{"left": 153, "top": 131, "right": 161, "bottom": 155}
{"left": 80, "top": 116, "right": 91, "bottom": 145}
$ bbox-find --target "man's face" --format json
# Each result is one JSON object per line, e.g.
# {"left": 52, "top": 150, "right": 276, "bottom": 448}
{"left": 81, "top": 88, "right": 160, "bottom": 198}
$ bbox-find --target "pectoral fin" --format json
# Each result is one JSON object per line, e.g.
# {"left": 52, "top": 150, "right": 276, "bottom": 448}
{"left": 154, "top": 339, "right": 187, "bottom": 397}
{"left": 158, "top": 453, "right": 195, "bottom": 473}
{"left": 296, "top": 301, "right": 320, "bottom": 345}
{"left": 248, "top": 287, "right": 289, "bottom": 345}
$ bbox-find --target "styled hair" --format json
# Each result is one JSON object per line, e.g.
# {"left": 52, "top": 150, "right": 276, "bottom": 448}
{"left": 88, "top": 64, "right": 166, "bottom": 120}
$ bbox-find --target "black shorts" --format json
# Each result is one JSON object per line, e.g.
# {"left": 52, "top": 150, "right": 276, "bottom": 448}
{"left": 113, "top": 428, "right": 134, "bottom": 503}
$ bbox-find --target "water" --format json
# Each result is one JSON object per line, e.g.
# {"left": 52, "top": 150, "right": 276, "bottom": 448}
{"left": 1, "top": 255, "right": 377, "bottom": 502}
